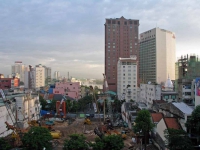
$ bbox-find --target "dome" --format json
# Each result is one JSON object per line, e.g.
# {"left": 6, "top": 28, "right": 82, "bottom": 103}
{"left": 164, "top": 75, "right": 173, "bottom": 89}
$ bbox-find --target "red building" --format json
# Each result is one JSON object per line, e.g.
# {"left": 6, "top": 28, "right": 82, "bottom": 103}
{"left": 105, "top": 16, "right": 139, "bottom": 92}
{"left": 0, "top": 77, "right": 20, "bottom": 89}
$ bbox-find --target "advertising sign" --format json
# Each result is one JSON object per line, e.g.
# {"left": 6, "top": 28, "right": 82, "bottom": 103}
{"left": 195, "top": 78, "right": 200, "bottom": 96}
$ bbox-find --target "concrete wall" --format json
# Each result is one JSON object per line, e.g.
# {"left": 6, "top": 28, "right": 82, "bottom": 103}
{"left": 157, "top": 118, "right": 167, "bottom": 142}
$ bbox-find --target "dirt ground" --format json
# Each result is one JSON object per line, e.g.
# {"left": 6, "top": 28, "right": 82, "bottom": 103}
{"left": 49, "top": 118, "right": 158, "bottom": 150}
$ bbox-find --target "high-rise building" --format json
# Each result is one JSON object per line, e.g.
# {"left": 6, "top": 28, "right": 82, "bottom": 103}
{"left": 139, "top": 27, "right": 176, "bottom": 84}
{"left": 117, "top": 56, "right": 138, "bottom": 102}
{"left": 34, "top": 64, "right": 45, "bottom": 89}
{"left": 11, "top": 61, "right": 25, "bottom": 83}
{"left": 105, "top": 16, "right": 139, "bottom": 92}
{"left": 44, "top": 66, "right": 51, "bottom": 85}
{"left": 54, "top": 71, "right": 60, "bottom": 80}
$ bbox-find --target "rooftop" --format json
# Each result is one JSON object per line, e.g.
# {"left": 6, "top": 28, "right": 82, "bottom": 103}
{"left": 172, "top": 102, "right": 194, "bottom": 115}
{"left": 164, "top": 117, "right": 181, "bottom": 130}
{"left": 151, "top": 113, "right": 163, "bottom": 123}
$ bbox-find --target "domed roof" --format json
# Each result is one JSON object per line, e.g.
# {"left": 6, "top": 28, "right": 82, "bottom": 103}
{"left": 165, "top": 75, "right": 173, "bottom": 88}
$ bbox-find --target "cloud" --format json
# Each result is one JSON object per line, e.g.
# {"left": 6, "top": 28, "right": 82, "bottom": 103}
{"left": 0, "top": 0, "right": 199, "bottom": 78}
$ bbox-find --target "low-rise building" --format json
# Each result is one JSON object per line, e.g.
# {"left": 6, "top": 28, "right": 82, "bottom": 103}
{"left": 53, "top": 82, "right": 81, "bottom": 100}
{"left": 0, "top": 77, "right": 20, "bottom": 89}
{"left": 139, "top": 83, "right": 161, "bottom": 108}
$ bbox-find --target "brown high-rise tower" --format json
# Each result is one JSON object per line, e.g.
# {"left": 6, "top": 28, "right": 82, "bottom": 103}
{"left": 104, "top": 16, "right": 139, "bottom": 92}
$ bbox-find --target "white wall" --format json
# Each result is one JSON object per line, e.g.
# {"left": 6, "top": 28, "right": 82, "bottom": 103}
{"left": 117, "top": 58, "right": 137, "bottom": 102}
{"left": 0, "top": 105, "right": 16, "bottom": 137}
{"left": 157, "top": 118, "right": 167, "bottom": 142}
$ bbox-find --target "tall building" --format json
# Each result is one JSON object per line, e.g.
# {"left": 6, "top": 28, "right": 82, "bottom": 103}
{"left": 117, "top": 56, "right": 138, "bottom": 102}
{"left": 139, "top": 27, "right": 176, "bottom": 84}
{"left": 44, "top": 66, "right": 51, "bottom": 85}
{"left": 105, "top": 16, "right": 139, "bottom": 92}
{"left": 24, "top": 64, "right": 51, "bottom": 89}
{"left": 11, "top": 61, "right": 25, "bottom": 83}
{"left": 175, "top": 54, "right": 200, "bottom": 104}
{"left": 54, "top": 71, "right": 60, "bottom": 80}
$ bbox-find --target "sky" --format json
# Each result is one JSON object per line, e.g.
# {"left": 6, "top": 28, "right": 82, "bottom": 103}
{"left": 0, "top": 0, "right": 200, "bottom": 79}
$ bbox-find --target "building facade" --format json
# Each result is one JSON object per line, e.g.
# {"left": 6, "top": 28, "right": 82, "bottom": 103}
{"left": 54, "top": 71, "right": 60, "bottom": 80}
{"left": 53, "top": 82, "right": 81, "bottom": 100}
{"left": 44, "top": 66, "right": 51, "bottom": 85}
{"left": 34, "top": 64, "right": 45, "bottom": 89}
{"left": 140, "top": 83, "right": 161, "bottom": 108}
{"left": 0, "top": 77, "right": 20, "bottom": 89}
{"left": 105, "top": 16, "right": 139, "bottom": 92}
{"left": 11, "top": 61, "right": 25, "bottom": 83}
{"left": 139, "top": 27, "right": 176, "bottom": 84}
{"left": 117, "top": 57, "right": 138, "bottom": 102}
{"left": 175, "top": 55, "right": 200, "bottom": 104}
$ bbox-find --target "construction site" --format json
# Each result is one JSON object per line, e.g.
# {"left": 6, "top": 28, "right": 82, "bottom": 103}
{"left": 0, "top": 94, "right": 148, "bottom": 150}
{"left": 0, "top": 72, "right": 158, "bottom": 150}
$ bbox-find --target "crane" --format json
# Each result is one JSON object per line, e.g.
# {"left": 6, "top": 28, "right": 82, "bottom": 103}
{"left": 103, "top": 73, "right": 115, "bottom": 123}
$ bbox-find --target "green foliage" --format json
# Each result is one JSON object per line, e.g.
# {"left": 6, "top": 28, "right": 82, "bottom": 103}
{"left": 0, "top": 138, "right": 12, "bottom": 150}
{"left": 186, "top": 105, "right": 200, "bottom": 134}
{"left": 113, "top": 98, "right": 123, "bottom": 113}
{"left": 22, "top": 126, "right": 53, "bottom": 150}
{"left": 19, "top": 81, "right": 24, "bottom": 85}
{"left": 164, "top": 128, "right": 193, "bottom": 150}
{"left": 63, "top": 134, "right": 89, "bottom": 150}
{"left": 39, "top": 95, "right": 47, "bottom": 110}
{"left": 133, "top": 109, "right": 154, "bottom": 133}
{"left": 133, "top": 109, "right": 154, "bottom": 150}
{"left": 92, "top": 135, "right": 124, "bottom": 150}
{"left": 49, "top": 99, "right": 57, "bottom": 111}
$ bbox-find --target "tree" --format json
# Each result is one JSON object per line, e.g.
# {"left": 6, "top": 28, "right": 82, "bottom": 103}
{"left": 164, "top": 128, "right": 193, "bottom": 150}
{"left": 0, "top": 138, "right": 12, "bottom": 150}
{"left": 63, "top": 134, "right": 89, "bottom": 150}
{"left": 49, "top": 99, "right": 57, "bottom": 111}
{"left": 19, "top": 81, "right": 24, "bottom": 86}
{"left": 91, "top": 135, "right": 124, "bottom": 150}
{"left": 22, "top": 126, "right": 52, "bottom": 150}
{"left": 39, "top": 95, "right": 47, "bottom": 110}
{"left": 133, "top": 109, "right": 154, "bottom": 150}
{"left": 186, "top": 105, "right": 200, "bottom": 145}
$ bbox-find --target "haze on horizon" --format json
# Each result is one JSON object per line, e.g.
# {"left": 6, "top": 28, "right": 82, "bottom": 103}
{"left": 0, "top": 0, "right": 199, "bottom": 79}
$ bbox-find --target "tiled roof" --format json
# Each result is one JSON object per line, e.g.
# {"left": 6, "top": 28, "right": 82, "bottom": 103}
{"left": 164, "top": 117, "right": 181, "bottom": 130}
{"left": 151, "top": 113, "right": 163, "bottom": 123}
{"left": 48, "top": 94, "right": 54, "bottom": 100}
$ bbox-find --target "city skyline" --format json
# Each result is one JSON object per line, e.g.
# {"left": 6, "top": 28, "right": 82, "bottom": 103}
{"left": 0, "top": 0, "right": 200, "bottom": 78}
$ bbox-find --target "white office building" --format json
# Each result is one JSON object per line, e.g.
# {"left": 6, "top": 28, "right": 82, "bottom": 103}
{"left": 11, "top": 61, "right": 25, "bottom": 83}
{"left": 117, "top": 56, "right": 137, "bottom": 102}
{"left": 139, "top": 27, "right": 176, "bottom": 84}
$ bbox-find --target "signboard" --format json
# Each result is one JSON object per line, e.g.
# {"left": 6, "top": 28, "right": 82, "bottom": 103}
{"left": 0, "top": 89, "right": 6, "bottom": 99}
{"left": 196, "top": 78, "right": 200, "bottom": 96}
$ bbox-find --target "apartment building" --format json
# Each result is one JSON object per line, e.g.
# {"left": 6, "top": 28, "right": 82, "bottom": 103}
{"left": 53, "top": 82, "right": 81, "bottom": 100}
{"left": 11, "top": 61, "right": 25, "bottom": 83}
{"left": 117, "top": 56, "right": 138, "bottom": 102}
{"left": 105, "top": 16, "right": 139, "bottom": 92}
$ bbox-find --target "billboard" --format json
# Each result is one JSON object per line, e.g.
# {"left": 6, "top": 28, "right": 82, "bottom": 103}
{"left": 196, "top": 78, "right": 200, "bottom": 96}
